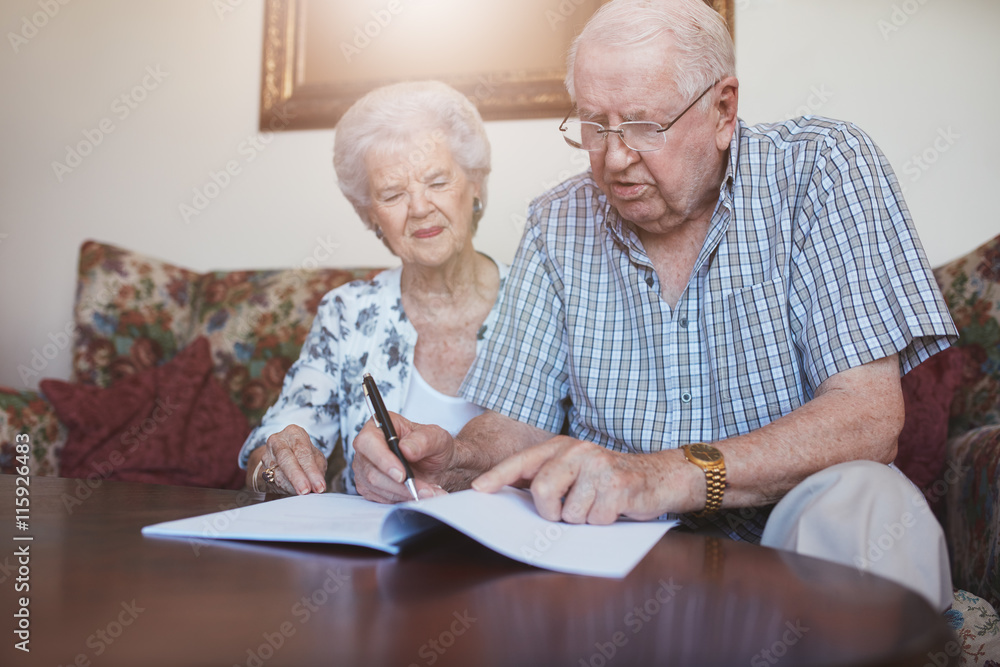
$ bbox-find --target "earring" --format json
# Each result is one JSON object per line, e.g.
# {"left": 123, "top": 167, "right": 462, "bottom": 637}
{"left": 374, "top": 227, "right": 384, "bottom": 240}
{"left": 472, "top": 197, "right": 483, "bottom": 216}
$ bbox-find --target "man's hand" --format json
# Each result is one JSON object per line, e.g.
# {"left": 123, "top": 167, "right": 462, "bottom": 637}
{"left": 472, "top": 436, "right": 701, "bottom": 524}
{"left": 352, "top": 413, "right": 454, "bottom": 503}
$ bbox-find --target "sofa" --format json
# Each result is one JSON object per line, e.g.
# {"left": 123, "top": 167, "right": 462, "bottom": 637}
{"left": 2, "top": 237, "right": 999, "bottom": 662}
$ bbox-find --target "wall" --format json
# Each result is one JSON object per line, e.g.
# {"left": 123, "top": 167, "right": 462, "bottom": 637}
{"left": 1, "top": 0, "right": 997, "bottom": 390}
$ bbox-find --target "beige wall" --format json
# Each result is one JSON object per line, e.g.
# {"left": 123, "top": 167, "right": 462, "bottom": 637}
{"left": 2, "top": 0, "right": 997, "bottom": 389}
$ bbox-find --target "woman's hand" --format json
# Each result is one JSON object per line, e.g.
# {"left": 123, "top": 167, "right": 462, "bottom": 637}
{"left": 247, "top": 425, "right": 328, "bottom": 495}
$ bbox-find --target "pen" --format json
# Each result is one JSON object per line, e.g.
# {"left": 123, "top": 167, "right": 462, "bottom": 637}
{"left": 362, "top": 373, "right": 420, "bottom": 502}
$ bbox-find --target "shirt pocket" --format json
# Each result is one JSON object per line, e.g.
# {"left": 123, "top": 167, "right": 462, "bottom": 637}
{"left": 709, "top": 276, "right": 803, "bottom": 435}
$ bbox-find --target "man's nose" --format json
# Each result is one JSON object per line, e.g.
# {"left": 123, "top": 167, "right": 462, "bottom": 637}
{"left": 603, "top": 131, "right": 640, "bottom": 171}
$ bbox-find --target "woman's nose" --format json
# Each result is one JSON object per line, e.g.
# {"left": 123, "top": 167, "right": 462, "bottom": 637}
{"left": 408, "top": 187, "right": 434, "bottom": 216}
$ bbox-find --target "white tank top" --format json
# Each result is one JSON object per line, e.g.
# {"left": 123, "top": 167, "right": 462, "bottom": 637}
{"left": 400, "top": 366, "right": 485, "bottom": 436}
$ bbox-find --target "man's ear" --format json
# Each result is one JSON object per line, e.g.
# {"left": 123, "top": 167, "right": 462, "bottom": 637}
{"left": 714, "top": 76, "right": 739, "bottom": 151}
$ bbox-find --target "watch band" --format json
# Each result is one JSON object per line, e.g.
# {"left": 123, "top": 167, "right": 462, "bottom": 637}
{"left": 682, "top": 443, "right": 727, "bottom": 516}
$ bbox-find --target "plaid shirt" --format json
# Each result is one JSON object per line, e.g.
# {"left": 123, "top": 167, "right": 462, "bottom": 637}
{"left": 461, "top": 117, "right": 957, "bottom": 540}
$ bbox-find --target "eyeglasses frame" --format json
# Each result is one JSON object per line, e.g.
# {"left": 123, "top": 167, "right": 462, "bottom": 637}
{"left": 558, "top": 80, "right": 719, "bottom": 152}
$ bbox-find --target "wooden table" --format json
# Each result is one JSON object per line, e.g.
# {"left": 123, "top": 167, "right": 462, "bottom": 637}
{"left": 0, "top": 475, "right": 956, "bottom": 667}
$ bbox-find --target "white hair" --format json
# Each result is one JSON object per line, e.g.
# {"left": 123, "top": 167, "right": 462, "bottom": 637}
{"left": 565, "top": 0, "right": 735, "bottom": 107}
{"left": 333, "top": 80, "right": 491, "bottom": 231}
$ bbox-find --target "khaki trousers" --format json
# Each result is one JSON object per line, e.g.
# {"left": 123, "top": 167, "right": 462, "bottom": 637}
{"left": 761, "top": 460, "right": 953, "bottom": 612}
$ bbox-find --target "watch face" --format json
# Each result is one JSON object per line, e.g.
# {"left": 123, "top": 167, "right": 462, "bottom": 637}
{"left": 689, "top": 443, "right": 722, "bottom": 463}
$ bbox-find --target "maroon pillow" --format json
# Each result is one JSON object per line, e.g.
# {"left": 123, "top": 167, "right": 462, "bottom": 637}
{"left": 41, "top": 337, "right": 249, "bottom": 489}
{"left": 897, "top": 346, "right": 965, "bottom": 496}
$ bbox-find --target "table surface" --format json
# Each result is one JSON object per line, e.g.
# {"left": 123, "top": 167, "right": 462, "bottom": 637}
{"left": 0, "top": 475, "right": 956, "bottom": 667}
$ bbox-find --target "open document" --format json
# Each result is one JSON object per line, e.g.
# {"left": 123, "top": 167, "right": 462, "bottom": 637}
{"left": 142, "top": 487, "right": 676, "bottom": 578}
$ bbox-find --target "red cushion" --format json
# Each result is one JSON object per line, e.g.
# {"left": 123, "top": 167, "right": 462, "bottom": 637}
{"left": 897, "top": 346, "right": 965, "bottom": 496}
{"left": 41, "top": 338, "right": 248, "bottom": 489}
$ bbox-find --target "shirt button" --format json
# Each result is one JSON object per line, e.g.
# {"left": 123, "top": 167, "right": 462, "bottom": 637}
{"left": 681, "top": 392, "right": 692, "bottom": 403}
{"left": 645, "top": 277, "right": 654, "bottom": 287}
{"left": 679, "top": 317, "right": 688, "bottom": 328}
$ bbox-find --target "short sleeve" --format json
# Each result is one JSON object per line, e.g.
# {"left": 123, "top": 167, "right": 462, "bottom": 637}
{"left": 789, "top": 123, "right": 957, "bottom": 392}
{"left": 461, "top": 214, "right": 570, "bottom": 434}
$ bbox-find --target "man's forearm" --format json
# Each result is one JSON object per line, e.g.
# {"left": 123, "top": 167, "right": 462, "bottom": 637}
{"left": 717, "top": 354, "right": 904, "bottom": 508}
{"left": 445, "top": 410, "right": 555, "bottom": 491}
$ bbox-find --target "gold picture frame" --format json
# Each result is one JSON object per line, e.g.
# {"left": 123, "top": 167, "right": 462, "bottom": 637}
{"left": 259, "top": 0, "right": 734, "bottom": 132}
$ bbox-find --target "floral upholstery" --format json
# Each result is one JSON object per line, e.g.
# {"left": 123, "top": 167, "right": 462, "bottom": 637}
{"left": 947, "top": 423, "right": 1000, "bottom": 615}
{"left": 0, "top": 388, "right": 65, "bottom": 476}
{"left": 73, "top": 240, "right": 201, "bottom": 388}
{"left": 190, "top": 268, "right": 380, "bottom": 426}
{"left": 931, "top": 234, "right": 1000, "bottom": 618}
{"left": 947, "top": 589, "right": 1000, "bottom": 665}
{"left": 0, "top": 240, "right": 381, "bottom": 477}
{"left": 934, "top": 235, "right": 1000, "bottom": 436}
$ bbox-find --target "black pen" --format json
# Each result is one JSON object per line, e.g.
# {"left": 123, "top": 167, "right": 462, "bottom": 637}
{"left": 362, "top": 373, "right": 419, "bottom": 502}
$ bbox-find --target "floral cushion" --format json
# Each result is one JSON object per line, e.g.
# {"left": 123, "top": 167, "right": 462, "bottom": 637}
{"left": 70, "top": 240, "right": 380, "bottom": 425}
{"left": 0, "top": 389, "right": 65, "bottom": 476}
{"left": 73, "top": 240, "right": 199, "bottom": 388}
{"left": 3, "top": 240, "right": 383, "bottom": 484}
{"left": 947, "top": 589, "right": 1000, "bottom": 665}
{"left": 190, "top": 267, "right": 380, "bottom": 426}
{"left": 934, "top": 235, "right": 1000, "bottom": 436}
{"left": 899, "top": 346, "right": 966, "bottom": 506}
{"left": 42, "top": 337, "right": 249, "bottom": 490}
{"left": 946, "top": 424, "right": 1000, "bottom": 611}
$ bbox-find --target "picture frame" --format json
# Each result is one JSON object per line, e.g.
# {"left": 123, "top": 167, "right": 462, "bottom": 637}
{"left": 259, "top": 0, "right": 734, "bottom": 132}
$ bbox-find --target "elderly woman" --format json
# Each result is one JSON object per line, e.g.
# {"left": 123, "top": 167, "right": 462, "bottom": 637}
{"left": 238, "top": 80, "right": 506, "bottom": 497}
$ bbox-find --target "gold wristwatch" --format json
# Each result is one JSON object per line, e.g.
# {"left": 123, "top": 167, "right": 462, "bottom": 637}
{"left": 682, "top": 443, "right": 726, "bottom": 515}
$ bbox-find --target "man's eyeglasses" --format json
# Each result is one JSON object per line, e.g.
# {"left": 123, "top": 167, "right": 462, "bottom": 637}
{"left": 558, "top": 81, "right": 717, "bottom": 152}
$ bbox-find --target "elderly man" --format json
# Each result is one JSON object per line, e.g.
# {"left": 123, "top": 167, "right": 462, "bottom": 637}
{"left": 353, "top": 0, "right": 956, "bottom": 611}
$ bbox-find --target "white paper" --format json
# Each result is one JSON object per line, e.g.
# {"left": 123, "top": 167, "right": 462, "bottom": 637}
{"left": 389, "top": 487, "right": 676, "bottom": 578}
{"left": 142, "top": 487, "right": 676, "bottom": 578}
{"left": 142, "top": 493, "right": 404, "bottom": 553}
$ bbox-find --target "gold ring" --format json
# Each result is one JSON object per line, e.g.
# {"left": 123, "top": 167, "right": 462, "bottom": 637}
{"left": 263, "top": 465, "right": 278, "bottom": 485}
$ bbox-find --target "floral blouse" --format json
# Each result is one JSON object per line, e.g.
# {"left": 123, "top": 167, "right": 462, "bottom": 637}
{"left": 238, "top": 259, "right": 508, "bottom": 494}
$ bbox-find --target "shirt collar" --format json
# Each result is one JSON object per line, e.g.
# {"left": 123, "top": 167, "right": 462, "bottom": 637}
{"left": 721, "top": 119, "right": 744, "bottom": 199}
